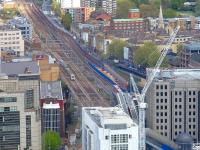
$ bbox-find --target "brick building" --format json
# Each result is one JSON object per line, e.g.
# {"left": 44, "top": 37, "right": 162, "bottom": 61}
{"left": 111, "top": 18, "right": 148, "bottom": 31}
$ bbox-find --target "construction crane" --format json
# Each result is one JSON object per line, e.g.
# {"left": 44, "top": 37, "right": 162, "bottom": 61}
{"left": 128, "top": 26, "right": 180, "bottom": 150}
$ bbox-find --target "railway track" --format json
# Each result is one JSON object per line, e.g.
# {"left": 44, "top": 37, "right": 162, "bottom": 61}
{"left": 18, "top": 0, "right": 111, "bottom": 107}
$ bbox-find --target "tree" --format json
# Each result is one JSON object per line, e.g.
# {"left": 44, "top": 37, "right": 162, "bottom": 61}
{"left": 170, "top": 0, "right": 185, "bottom": 10}
{"left": 52, "top": 0, "right": 61, "bottom": 16}
{"left": 42, "top": 131, "right": 62, "bottom": 150}
{"left": 163, "top": 8, "right": 178, "bottom": 18}
{"left": 139, "top": 3, "right": 159, "bottom": 17}
{"left": 195, "top": 2, "right": 200, "bottom": 16}
{"left": 176, "top": 43, "right": 183, "bottom": 55}
{"left": 107, "top": 39, "right": 128, "bottom": 60}
{"left": 134, "top": 42, "right": 168, "bottom": 67}
{"left": 62, "top": 13, "right": 72, "bottom": 30}
{"left": 117, "top": 0, "right": 136, "bottom": 18}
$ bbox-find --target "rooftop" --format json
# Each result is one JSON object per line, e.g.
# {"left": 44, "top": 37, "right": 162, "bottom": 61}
{"left": 9, "top": 16, "right": 31, "bottom": 27}
{"left": 43, "top": 102, "right": 60, "bottom": 109}
{"left": 40, "top": 81, "right": 63, "bottom": 100}
{"left": 0, "top": 25, "right": 20, "bottom": 31}
{"left": 113, "top": 18, "right": 144, "bottom": 22}
{"left": 1, "top": 61, "right": 39, "bottom": 76}
{"left": 184, "top": 42, "right": 200, "bottom": 51}
{"left": 83, "top": 107, "right": 137, "bottom": 129}
{"left": 147, "top": 68, "right": 200, "bottom": 80}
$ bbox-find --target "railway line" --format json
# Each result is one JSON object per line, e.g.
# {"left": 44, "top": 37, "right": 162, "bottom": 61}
{"left": 18, "top": 0, "right": 111, "bottom": 107}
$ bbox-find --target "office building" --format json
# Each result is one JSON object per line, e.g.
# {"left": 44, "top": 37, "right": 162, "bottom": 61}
{"left": 0, "top": 25, "right": 24, "bottom": 56}
{"left": 81, "top": 0, "right": 116, "bottom": 17}
{"left": 98, "top": 0, "right": 117, "bottom": 17}
{"left": 8, "top": 16, "right": 33, "bottom": 40}
{"left": 61, "top": 0, "right": 80, "bottom": 8}
{"left": 82, "top": 107, "right": 139, "bottom": 150}
{"left": 40, "top": 81, "right": 65, "bottom": 136}
{"left": 0, "top": 61, "right": 41, "bottom": 150}
{"left": 146, "top": 68, "right": 200, "bottom": 143}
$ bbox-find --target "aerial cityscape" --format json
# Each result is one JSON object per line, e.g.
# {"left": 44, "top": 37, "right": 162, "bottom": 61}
{"left": 0, "top": 0, "right": 200, "bottom": 149}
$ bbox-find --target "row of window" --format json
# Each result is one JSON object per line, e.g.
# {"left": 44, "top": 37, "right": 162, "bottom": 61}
{"left": 0, "top": 32, "right": 20, "bottom": 36}
{"left": 0, "top": 46, "right": 20, "bottom": 50}
{"left": 156, "top": 85, "right": 168, "bottom": 90}
{"left": 111, "top": 134, "right": 128, "bottom": 144}
{"left": 111, "top": 144, "right": 128, "bottom": 150}
{"left": 156, "top": 92, "right": 168, "bottom": 96}
{"left": 0, "top": 37, "right": 20, "bottom": 40}
{"left": 0, "top": 106, "right": 17, "bottom": 112}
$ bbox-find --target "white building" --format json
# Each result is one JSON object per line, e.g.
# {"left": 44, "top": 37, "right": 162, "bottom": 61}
{"left": 82, "top": 107, "right": 139, "bottom": 150}
{"left": 8, "top": 16, "right": 33, "bottom": 40}
{"left": 0, "top": 25, "right": 24, "bottom": 56}
{"left": 61, "top": 0, "right": 80, "bottom": 9}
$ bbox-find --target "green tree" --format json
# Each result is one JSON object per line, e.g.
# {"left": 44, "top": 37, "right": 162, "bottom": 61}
{"left": 195, "top": 2, "right": 200, "bottom": 16}
{"left": 52, "top": 0, "right": 61, "bottom": 16}
{"left": 62, "top": 13, "right": 72, "bottom": 30}
{"left": 176, "top": 43, "right": 183, "bottom": 55}
{"left": 134, "top": 42, "right": 168, "bottom": 67}
{"left": 107, "top": 39, "right": 128, "bottom": 60}
{"left": 163, "top": 8, "right": 178, "bottom": 18}
{"left": 170, "top": 0, "right": 185, "bottom": 10}
{"left": 117, "top": 0, "right": 136, "bottom": 18}
{"left": 139, "top": 3, "right": 159, "bottom": 17}
{"left": 42, "top": 131, "right": 62, "bottom": 150}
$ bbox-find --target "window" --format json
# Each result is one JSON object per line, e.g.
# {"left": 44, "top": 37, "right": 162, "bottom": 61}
{"left": 156, "top": 92, "right": 159, "bottom": 96}
{"left": 156, "top": 99, "right": 159, "bottom": 103}
{"left": 165, "top": 85, "right": 167, "bottom": 89}
{"left": 193, "top": 91, "right": 195, "bottom": 95}
{"left": 120, "top": 134, "right": 128, "bottom": 143}
{"left": 165, "top": 92, "right": 167, "bottom": 96}
{"left": 161, "top": 85, "right": 163, "bottom": 89}
{"left": 179, "top": 98, "right": 182, "bottom": 102}
{"left": 111, "top": 135, "right": 119, "bottom": 143}
{"left": 189, "top": 91, "right": 191, "bottom": 95}
{"left": 179, "top": 91, "right": 182, "bottom": 95}
{"left": 4, "top": 107, "right": 10, "bottom": 112}
{"left": 161, "top": 92, "right": 163, "bottom": 96}
{"left": 156, "top": 85, "right": 159, "bottom": 89}
{"left": 175, "top": 91, "right": 177, "bottom": 95}
{"left": 105, "top": 136, "right": 109, "bottom": 140}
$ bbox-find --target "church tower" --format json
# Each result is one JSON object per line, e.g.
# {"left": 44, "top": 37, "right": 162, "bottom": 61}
{"left": 158, "top": 5, "right": 164, "bottom": 29}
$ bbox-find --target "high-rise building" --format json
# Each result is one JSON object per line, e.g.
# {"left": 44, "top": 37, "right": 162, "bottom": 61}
{"left": 82, "top": 107, "right": 139, "bottom": 150}
{"left": 81, "top": 0, "right": 116, "bottom": 17}
{"left": 0, "top": 61, "right": 41, "bottom": 150}
{"left": 0, "top": 25, "right": 24, "bottom": 56}
{"left": 61, "top": 0, "right": 80, "bottom": 9}
{"left": 146, "top": 68, "right": 200, "bottom": 143}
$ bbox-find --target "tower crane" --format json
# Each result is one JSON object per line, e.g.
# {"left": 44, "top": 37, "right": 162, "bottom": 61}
{"left": 116, "top": 26, "right": 180, "bottom": 150}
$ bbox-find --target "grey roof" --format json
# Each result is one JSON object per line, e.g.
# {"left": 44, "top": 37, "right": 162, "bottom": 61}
{"left": 1, "top": 61, "right": 39, "bottom": 75}
{"left": 176, "top": 133, "right": 193, "bottom": 144}
{"left": 191, "top": 53, "right": 200, "bottom": 63}
{"left": 148, "top": 68, "right": 200, "bottom": 80}
{"left": 184, "top": 42, "right": 200, "bottom": 51}
{"left": 40, "top": 81, "right": 63, "bottom": 100}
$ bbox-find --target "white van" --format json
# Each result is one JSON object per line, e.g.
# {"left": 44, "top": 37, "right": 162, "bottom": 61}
{"left": 70, "top": 74, "right": 75, "bottom": 81}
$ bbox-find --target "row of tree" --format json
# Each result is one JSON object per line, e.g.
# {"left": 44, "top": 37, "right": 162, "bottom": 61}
{"left": 106, "top": 40, "right": 168, "bottom": 67}
{"left": 52, "top": 0, "right": 72, "bottom": 30}
{"left": 116, "top": 0, "right": 179, "bottom": 18}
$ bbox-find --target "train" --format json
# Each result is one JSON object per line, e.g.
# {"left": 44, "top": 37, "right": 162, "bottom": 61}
{"left": 88, "top": 61, "right": 122, "bottom": 92}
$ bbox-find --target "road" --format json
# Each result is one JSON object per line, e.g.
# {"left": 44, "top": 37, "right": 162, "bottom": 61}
{"left": 18, "top": 0, "right": 113, "bottom": 107}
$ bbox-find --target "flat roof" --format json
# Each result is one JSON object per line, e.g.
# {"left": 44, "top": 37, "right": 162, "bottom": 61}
{"left": 40, "top": 81, "right": 63, "bottom": 100}
{"left": 1, "top": 61, "right": 39, "bottom": 75}
{"left": 184, "top": 42, "right": 200, "bottom": 51}
{"left": 83, "top": 107, "right": 137, "bottom": 128}
{"left": 0, "top": 25, "right": 20, "bottom": 31}
{"left": 147, "top": 68, "right": 200, "bottom": 80}
{"left": 43, "top": 102, "right": 60, "bottom": 109}
{"left": 113, "top": 18, "right": 144, "bottom": 22}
